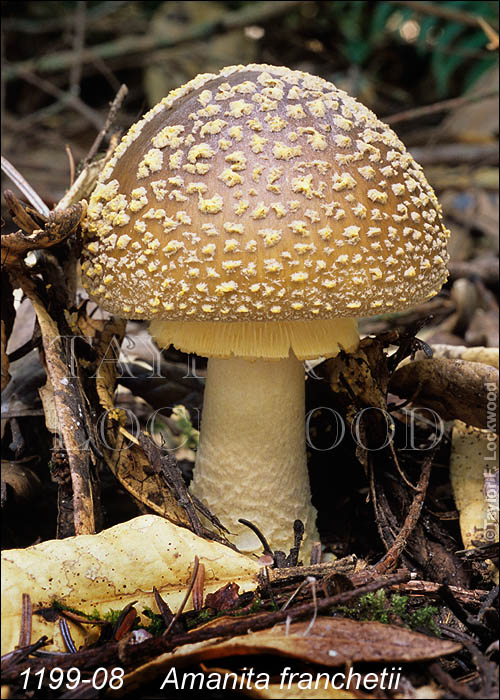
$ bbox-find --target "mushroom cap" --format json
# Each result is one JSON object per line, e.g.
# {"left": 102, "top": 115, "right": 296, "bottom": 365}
{"left": 82, "top": 63, "right": 449, "bottom": 331}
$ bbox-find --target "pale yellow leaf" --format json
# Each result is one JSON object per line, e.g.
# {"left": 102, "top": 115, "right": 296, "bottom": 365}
{"left": 1, "top": 515, "right": 260, "bottom": 654}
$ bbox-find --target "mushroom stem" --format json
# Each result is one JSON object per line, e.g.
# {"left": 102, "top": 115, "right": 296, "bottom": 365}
{"left": 191, "top": 353, "right": 318, "bottom": 557}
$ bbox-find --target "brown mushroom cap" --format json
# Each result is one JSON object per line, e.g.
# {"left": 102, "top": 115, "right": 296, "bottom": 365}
{"left": 82, "top": 64, "right": 449, "bottom": 357}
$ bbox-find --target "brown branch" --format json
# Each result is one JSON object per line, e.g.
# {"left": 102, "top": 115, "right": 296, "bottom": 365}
{"left": 375, "top": 453, "right": 433, "bottom": 573}
{"left": 393, "top": 581, "right": 488, "bottom": 608}
{"left": 142, "top": 567, "right": 401, "bottom": 645}
{"left": 3, "top": 1, "right": 306, "bottom": 82}
{"left": 69, "top": 1, "right": 87, "bottom": 95}
{"left": 408, "top": 143, "right": 499, "bottom": 166}
{"left": 15, "top": 67, "right": 103, "bottom": 130}
{"left": 2, "top": 198, "right": 99, "bottom": 536}
{"left": 19, "top": 594, "right": 32, "bottom": 649}
{"left": 428, "top": 661, "right": 476, "bottom": 699}
{"left": 389, "top": 1, "right": 498, "bottom": 30}
{"left": 385, "top": 90, "right": 499, "bottom": 125}
{"left": 83, "top": 83, "right": 128, "bottom": 165}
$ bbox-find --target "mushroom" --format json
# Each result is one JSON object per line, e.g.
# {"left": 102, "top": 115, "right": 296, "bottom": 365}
{"left": 82, "top": 64, "right": 449, "bottom": 557}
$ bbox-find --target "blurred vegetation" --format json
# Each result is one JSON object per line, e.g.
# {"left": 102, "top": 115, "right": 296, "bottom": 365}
{"left": 2, "top": 0, "right": 498, "bottom": 209}
{"left": 325, "top": 0, "right": 498, "bottom": 95}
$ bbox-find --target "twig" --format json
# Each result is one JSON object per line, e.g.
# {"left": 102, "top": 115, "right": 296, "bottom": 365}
{"left": 83, "top": 83, "right": 128, "bottom": 165}
{"left": 69, "top": 1, "right": 87, "bottom": 96}
{"left": 386, "top": 89, "right": 499, "bottom": 125}
{"left": 266, "top": 555, "right": 357, "bottom": 584}
{"left": 309, "top": 541, "right": 322, "bottom": 565}
{"left": 285, "top": 519, "right": 305, "bottom": 567}
{"left": 375, "top": 452, "right": 433, "bottom": 573}
{"left": 477, "top": 585, "right": 499, "bottom": 623}
{"left": 1, "top": 636, "right": 49, "bottom": 671}
{"left": 428, "top": 661, "right": 476, "bottom": 700}
{"left": 167, "top": 571, "right": 412, "bottom": 647}
{"left": 393, "top": 580, "right": 488, "bottom": 608}
{"left": 14, "top": 67, "right": 103, "bottom": 130}
{"left": 477, "top": 16, "right": 500, "bottom": 50}
{"left": 163, "top": 556, "right": 199, "bottom": 637}
{"left": 389, "top": 1, "right": 499, "bottom": 30}
{"left": 19, "top": 594, "right": 32, "bottom": 649}
{"left": 281, "top": 578, "right": 310, "bottom": 611}
{"left": 408, "top": 143, "right": 499, "bottom": 166}
{"left": 3, "top": 1, "right": 306, "bottom": 81}
{"left": 239, "top": 518, "right": 273, "bottom": 556}
{"left": 438, "top": 584, "right": 491, "bottom": 643}
{"left": 65, "top": 145, "right": 76, "bottom": 189}
{"left": 1, "top": 157, "right": 50, "bottom": 217}
{"left": 1, "top": 242, "right": 98, "bottom": 535}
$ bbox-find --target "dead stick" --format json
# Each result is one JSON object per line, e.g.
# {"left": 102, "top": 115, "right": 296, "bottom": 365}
{"left": 164, "top": 557, "right": 199, "bottom": 636}
{"left": 386, "top": 90, "right": 499, "bottom": 125}
{"left": 389, "top": 1, "right": 498, "bottom": 30}
{"left": 83, "top": 83, "right": 128, "bottom": 165}
{"left": 394, "top": 581, "right": 488, "bottom": 608}
{"left": 375, "top": 453, "right": 433, "bottom": 573}
{"left": 428, "top": 661, "right": 476, "bottom": 699}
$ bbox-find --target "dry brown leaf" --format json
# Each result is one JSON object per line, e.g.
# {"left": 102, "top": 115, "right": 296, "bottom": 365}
{"left": 93, "top": 322, "right": 192, "bottom": 526}
{"left": 326, "top": 341, "right": 389, "bottom": 419}
{"left": 104, "top": 431, "right": 190, "bottom": 526}
{"left": 121, "top": 618, "right": 460, "bottom": 695}
{"left": 1, "top": 321, "right": 10, "bottom": 392}
{"left": 325, "top": 338, "right": 391, "bottom": 468}
{"left": 1, "top": 514, "right": 260, "bottom": 655}
{"left": 389, "top": 358, "right": 499, "bottom": 430}
{"left": 92, "top": 317, "right": 126, "bottom": 412}
{"left": 2, "top": 197, "right": 85, "bottom": 258}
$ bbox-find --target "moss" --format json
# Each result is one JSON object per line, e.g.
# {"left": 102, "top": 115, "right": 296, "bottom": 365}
{"left": 185, "top": 608, "right": 215, "bottom": 630}
{"left": 101, "top": 608, "right": 125, "bottom": 626}
{"left": 249, "top": 598, "right": 263, "bottom": 613}
{"left": 142, "top": 608, "right": 165, "bottom": 636}
{"left": 334, "top": 590, "right": 440, "bottom": 635}
{"left": 406, "top": 605, "right": 440, "bottom": 635}
{"left": 52, "top": 600, "right": 103, "bottom": 622}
